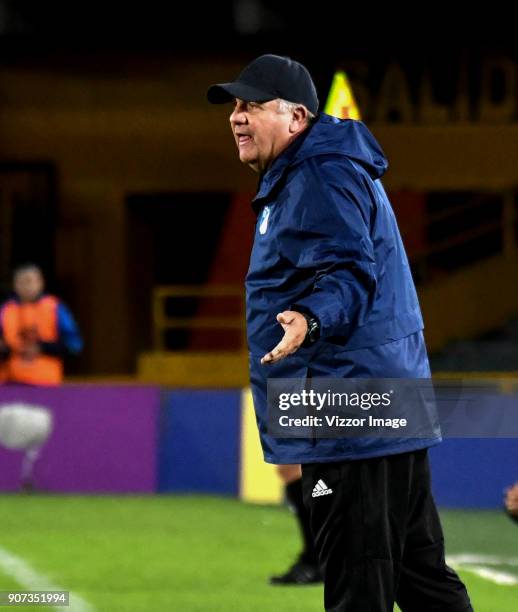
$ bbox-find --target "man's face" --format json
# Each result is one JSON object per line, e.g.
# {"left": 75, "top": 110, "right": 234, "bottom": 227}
{"left": 229, "top": 99, "right": 295, "bottom": 173}
{"left": 13, "top": 269, "right": 44, "bottom": 302}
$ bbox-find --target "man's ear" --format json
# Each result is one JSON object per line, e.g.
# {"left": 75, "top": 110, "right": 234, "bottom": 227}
{"left": 289, "top": 106, "right": 308, "bottom": 133}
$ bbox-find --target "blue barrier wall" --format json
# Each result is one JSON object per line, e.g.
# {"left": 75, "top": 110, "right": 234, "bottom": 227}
{"left": 157, "top": 390, "right": 518, "bottom": 509}
{"left": 158, "top": 390, "right": 241, "bottom": 495}
{"left": 429, "top": 439, "right": 518, "bottom": 509}
{"left": 156, "top": 390, "right": 518, "bottom": 507}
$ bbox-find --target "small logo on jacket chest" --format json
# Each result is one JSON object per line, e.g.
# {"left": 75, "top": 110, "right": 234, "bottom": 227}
{"left": 259, "top": 206, "right": 270, "bottom": 235}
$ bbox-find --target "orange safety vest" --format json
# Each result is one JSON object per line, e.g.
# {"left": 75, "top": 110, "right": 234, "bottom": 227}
{"left": 0, "top": 295, "right": 63, "bottom": 386}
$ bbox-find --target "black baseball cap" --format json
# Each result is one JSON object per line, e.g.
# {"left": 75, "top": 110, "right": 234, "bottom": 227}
{"left": 207, "top": 54, "right": 319, "bottom": 115}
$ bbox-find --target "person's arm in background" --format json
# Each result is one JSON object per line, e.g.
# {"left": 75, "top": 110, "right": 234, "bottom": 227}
{"left": 39, "top": 302, "right": 84, "bottom": 357}
{"left": 0, "top": 305, "right": 11, "bottom": 359}
{"left": 504, "top": 482, "right": 518, "bottom": 524}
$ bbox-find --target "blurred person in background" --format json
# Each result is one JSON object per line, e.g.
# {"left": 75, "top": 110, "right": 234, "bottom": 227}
{"left": 0, "top": 263, "right": 83, "bottom": 386}
{"left": 0, "top": 263, "right": 83, "bottom": 490}
{"left": 504, "top": 482, "right": 518, "bottom": 523}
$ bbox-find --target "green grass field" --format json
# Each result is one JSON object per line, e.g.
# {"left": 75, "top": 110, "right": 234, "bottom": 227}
{"left": 0, "top": 495, "right": 516, "bottom": 611}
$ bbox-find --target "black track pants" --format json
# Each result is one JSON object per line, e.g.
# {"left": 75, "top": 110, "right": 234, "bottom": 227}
{"left": 302, "top": 449, "right": 473, "bottom": 612}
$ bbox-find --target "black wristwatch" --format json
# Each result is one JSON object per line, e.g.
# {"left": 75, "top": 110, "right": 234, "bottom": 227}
{"left": 300, "top": 312, "right": 320, "bottom": 347}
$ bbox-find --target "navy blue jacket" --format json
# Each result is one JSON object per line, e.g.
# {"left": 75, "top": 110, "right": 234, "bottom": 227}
{"left": 246, "top": 113, "right": 441, "bottom": 464}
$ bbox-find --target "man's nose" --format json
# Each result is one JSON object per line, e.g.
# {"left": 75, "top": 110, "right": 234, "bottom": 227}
{"left": 230, "top": 104, "right": 247, "bottom": 126}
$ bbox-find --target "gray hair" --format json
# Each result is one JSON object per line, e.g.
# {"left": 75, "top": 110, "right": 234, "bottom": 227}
{"left": 277, "top": 98, "right": 316, "bottom": 124}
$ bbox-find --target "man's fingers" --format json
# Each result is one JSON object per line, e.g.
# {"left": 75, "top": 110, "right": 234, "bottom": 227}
{"left": 261, "top": 339, "right": 295, "bottom": 364}
{"left": 261, "top": 346, "right": 287, "bottom": 364}
{"left": 277, "top": 311, "right": 295, "bottom": 325}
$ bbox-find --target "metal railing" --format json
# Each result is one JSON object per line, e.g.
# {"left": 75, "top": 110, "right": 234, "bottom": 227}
{"left": 152, "top": 284, "right": 245, "bottom": 350}
{"left": 396, "top": 189, "right": 516, "bottom": 285}
{"left": 403, "top": 189, "right": 516, "bottom": 263}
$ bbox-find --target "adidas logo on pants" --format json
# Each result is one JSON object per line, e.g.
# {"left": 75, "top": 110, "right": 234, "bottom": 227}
{"left": 312, "top": 479, "right": 333, "bottom": 497}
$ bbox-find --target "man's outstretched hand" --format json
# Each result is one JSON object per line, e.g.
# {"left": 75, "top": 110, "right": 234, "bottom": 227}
{"left": 261, "top": 311, "right": 308, "bottom": 365}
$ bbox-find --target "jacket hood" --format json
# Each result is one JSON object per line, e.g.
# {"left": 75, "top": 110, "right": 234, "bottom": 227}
{"left": 294, "top": 113, "right": 388, "bottom": 179}
{"left": 254, "top": 114, "right": 388, "bottom": 205}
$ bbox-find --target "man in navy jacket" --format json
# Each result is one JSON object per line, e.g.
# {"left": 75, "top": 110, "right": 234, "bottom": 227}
{"left": 208, "top": 55, "right": 472, "bottom": 612}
